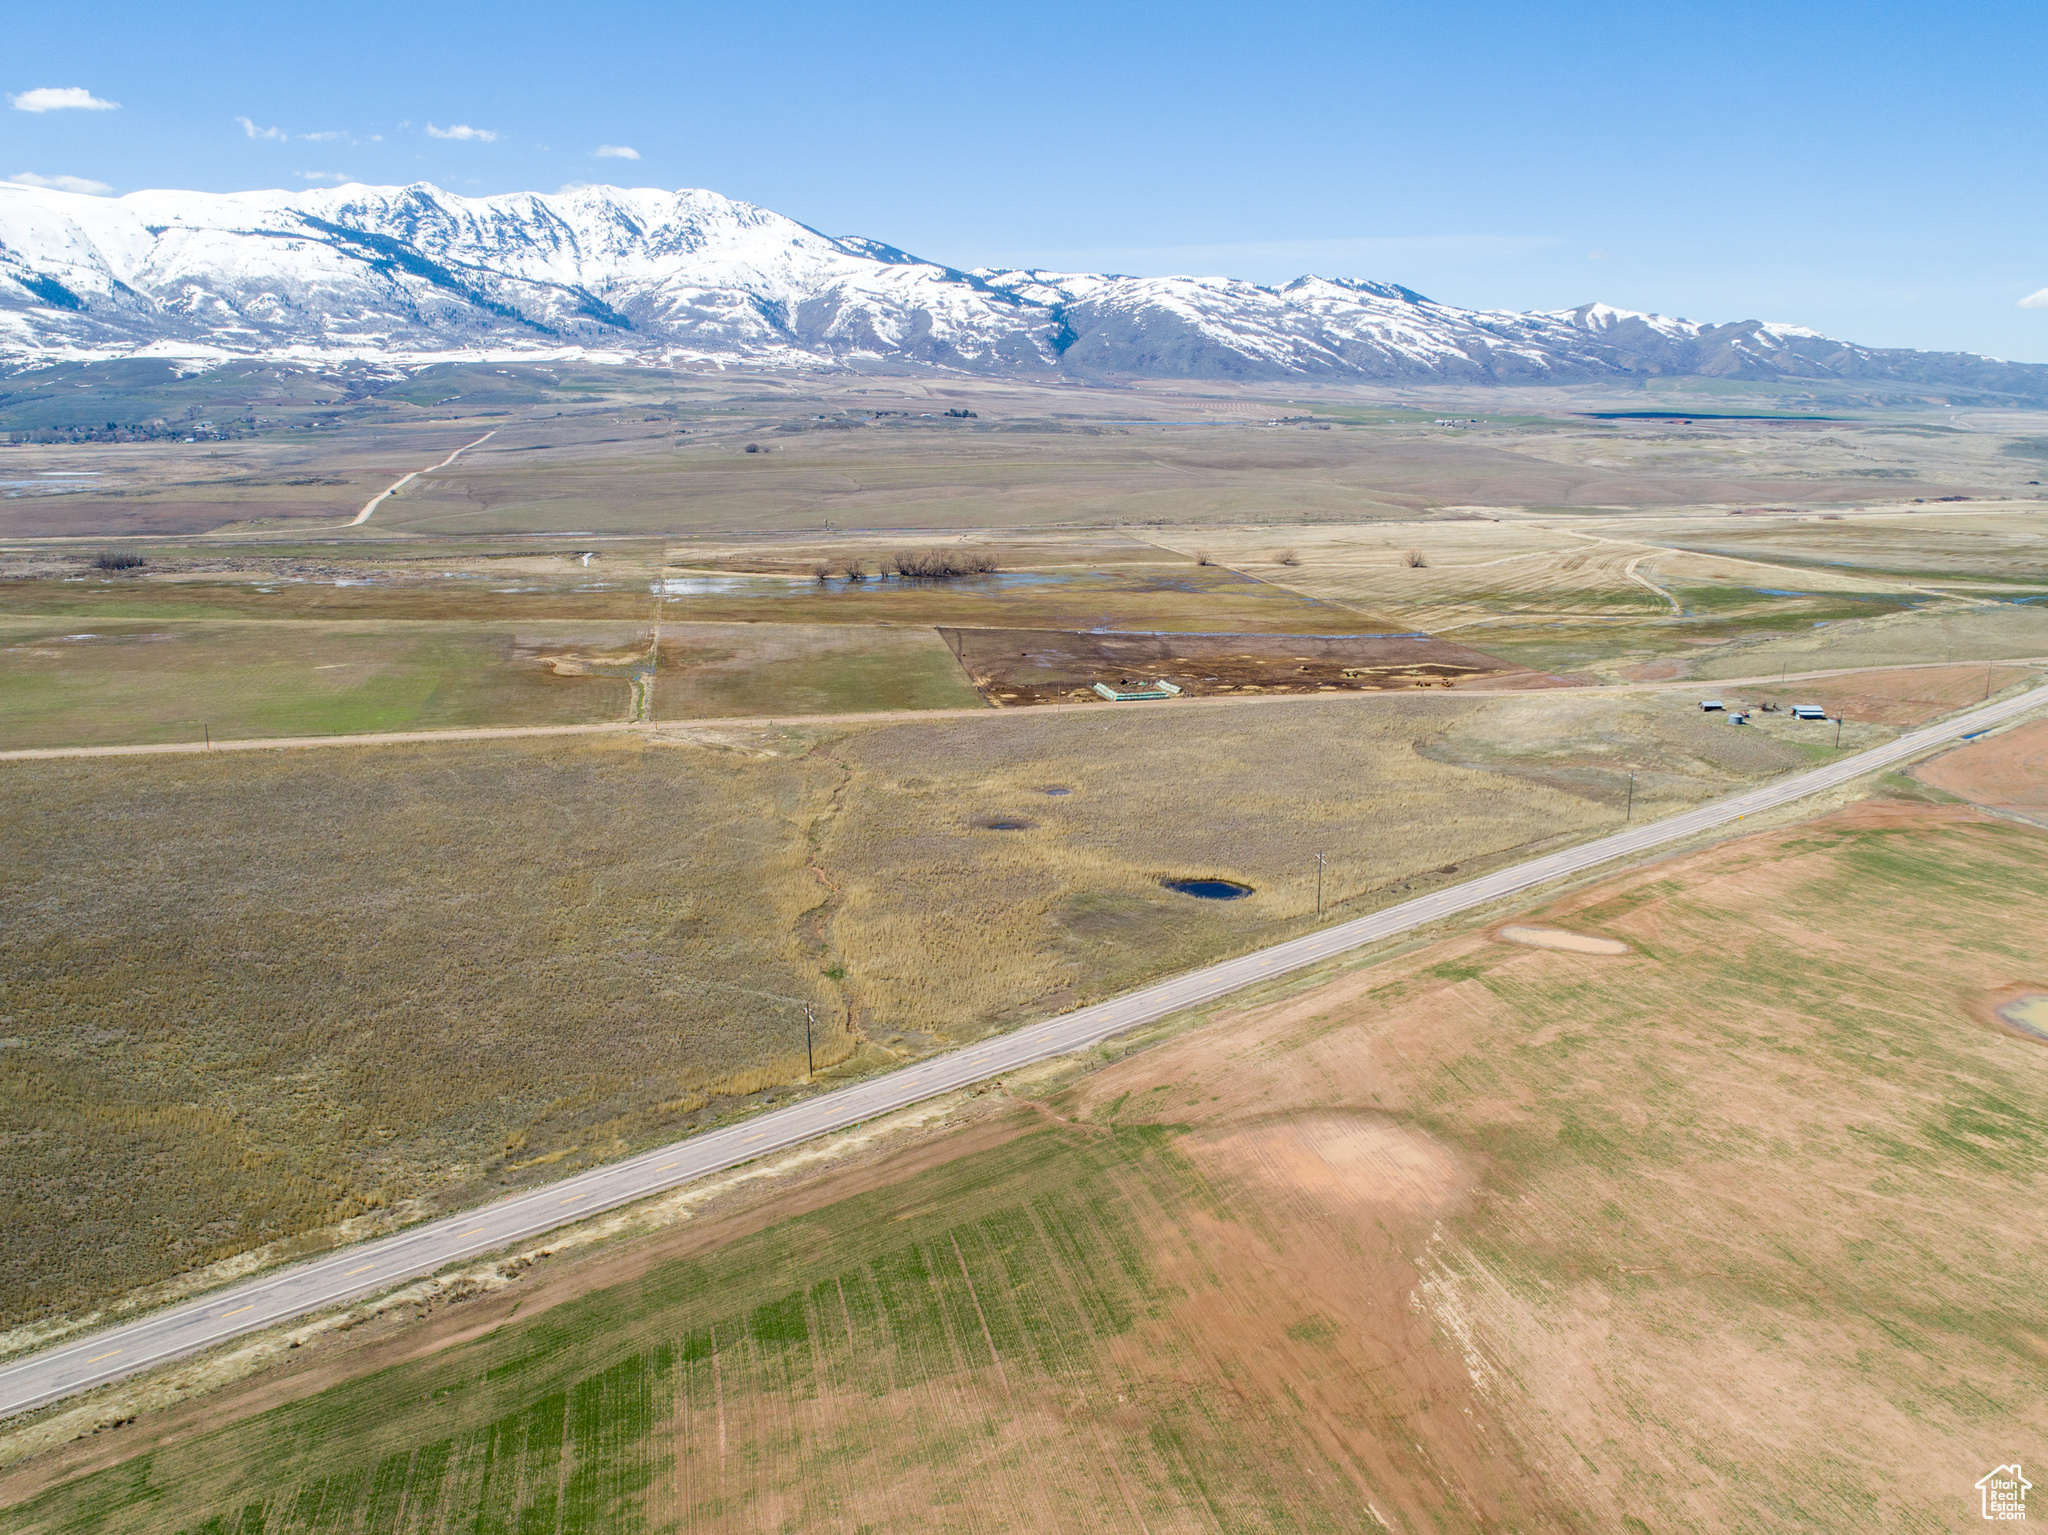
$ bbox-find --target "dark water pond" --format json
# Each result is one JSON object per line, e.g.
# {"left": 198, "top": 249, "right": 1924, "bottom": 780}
{"left": 982, "top": 819, "right": 1033, "bottom": 831}
{"left": 1041, "top": 787, "right": 1073, "bottom": 796}
{"left": 1163, "top": 878, "right": 1254, "bottom": 900}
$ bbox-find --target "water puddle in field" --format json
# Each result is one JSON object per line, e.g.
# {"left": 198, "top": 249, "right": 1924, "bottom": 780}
{"left": 1, "top": 473, "right": 102, "bottom": 497}
{"left": 1994, "top": 994, "right": 2048, "bottom": 1042}
{"left": 978, "top": 817, "right": 1035, "bottom": 831}
{"left": 1041, "top": 786, "right": 1073, "bottom": 796}
{"left": 1164, "top": 879, "right": 1254, "bottom": 900}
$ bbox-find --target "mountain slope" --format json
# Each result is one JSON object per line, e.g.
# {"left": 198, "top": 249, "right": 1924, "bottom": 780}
{"left": 2, "top": 181, "right": 2042, "bottom": 400}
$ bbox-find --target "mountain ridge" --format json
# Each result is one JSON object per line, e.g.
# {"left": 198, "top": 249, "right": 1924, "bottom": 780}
{"left": 3, "top": 181, "right": 2043, "bottom": 402}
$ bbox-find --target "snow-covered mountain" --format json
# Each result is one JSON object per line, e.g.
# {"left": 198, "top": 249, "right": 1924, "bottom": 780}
{"left": 3, "top": 181, "right": 2042, "bottom": 399}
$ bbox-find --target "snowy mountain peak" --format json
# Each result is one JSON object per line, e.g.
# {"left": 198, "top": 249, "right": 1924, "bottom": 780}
{"left": 2, "top": 182, "right": 2042, "bottom": 400}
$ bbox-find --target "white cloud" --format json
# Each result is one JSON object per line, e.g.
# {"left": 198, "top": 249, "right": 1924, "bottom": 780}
{"left": 300, "top": 130, "right": 344, "bottom": 142}
{"left": 2020, "top": 288, "right": 2048, "bottom": 310}
{"left": 593, "top": 144, "right": 640, "bottom": 160}
{"left": 425, "top": 122, "right": 498, "bottom": 142}
{"left": 11, "top": 86, "right": 119, "bottom": 113}
{"left": 297, "top": 171, "right": 352, "bottom": 183}
{"left": 6, "top": 171, "right": 113, "bottom": 194}
{"left": 235, "top": 115, "right": 287, "bottom": 141}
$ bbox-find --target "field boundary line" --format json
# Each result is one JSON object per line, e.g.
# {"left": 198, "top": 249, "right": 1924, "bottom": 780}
{"left": 4, "top": 658, "right": 2044, "bottom": 764}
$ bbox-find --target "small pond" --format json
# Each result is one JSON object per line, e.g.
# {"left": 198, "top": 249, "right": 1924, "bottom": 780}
{"left": 1163, "top": 878, "right": 1254, "bottom": 900}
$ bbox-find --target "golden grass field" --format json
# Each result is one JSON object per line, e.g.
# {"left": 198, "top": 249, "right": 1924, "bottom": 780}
{"left": 6, "top": 793, "right": 2040, "bottom": 1532}
{"left": 0, "top": 692, "right": 1820, "bottom": 1334}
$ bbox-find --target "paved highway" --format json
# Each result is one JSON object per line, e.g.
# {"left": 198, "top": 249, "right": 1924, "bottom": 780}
{"left": 1, "top": 679, "right": 2042, "bottom": 1421}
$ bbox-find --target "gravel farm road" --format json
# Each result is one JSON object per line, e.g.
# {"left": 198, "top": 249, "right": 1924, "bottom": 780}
{"left": 2, "top": 657, "right": 2042, "bottom": 764}
{"left": 1, "top": 679, "right": 2043, "bottom": 1422}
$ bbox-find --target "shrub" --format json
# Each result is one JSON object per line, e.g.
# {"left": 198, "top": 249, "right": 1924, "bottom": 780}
{"left": 1275, "top": 549, "right": 1301, "bottom": 567}
{"left": 92, "top": 552, "right": 147, "bottom": 571}
{"left": 889, "top": 549, "right": 999, "bottom": 579}
{"left": 1404, "top": 549, "right": 1428, "bottom": 568}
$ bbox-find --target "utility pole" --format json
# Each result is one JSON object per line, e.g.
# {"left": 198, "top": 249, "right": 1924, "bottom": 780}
{"left": 1314, "top": 852, "right": 1326, "bottom": 918}
{"left": 1985, "top": 667, "right": 1994, "bottom": 701}
{"left": 203, "top": 723, "right": 210, "bottom": 750}
{"left": 1835, "top": 715, "right": 1844, "bottom": 749}
{"left": 803, "top": 1003, "right": 816, "bottom": 1077}
{"left": 1625, "top": 772, "right": 1635, "bottom": 823}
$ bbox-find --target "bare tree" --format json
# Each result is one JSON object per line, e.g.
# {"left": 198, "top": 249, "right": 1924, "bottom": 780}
{"left": 1403, "top": 549, "right": 1428, "bottom": 568}
{"left": 1275, "top": 548, "right": 1301, "bottom": 567}
{"left": 889, "top": 549, "right": 999, "bottom": 578}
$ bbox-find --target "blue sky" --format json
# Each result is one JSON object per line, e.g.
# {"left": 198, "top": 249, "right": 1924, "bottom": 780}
{"left": 7, "top": 0, "right": 2046, "bottom": 360}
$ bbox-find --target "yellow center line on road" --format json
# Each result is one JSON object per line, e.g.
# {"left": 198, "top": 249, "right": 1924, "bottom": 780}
{"left": 87, "top": 1351, "right": 121, "bottom": 1363}
{"left": 655, "top": 1161, "right": 680, "bottom": 1171}
{"left": 458, "top": 1227, "right": 488, "bottom": 1237}
{"left": 344, "top": 1264, "right": 375, "bottom": 1276}
{"left": 559, "top": 1194, "right": 586, "bottom": 1205}
{"left": 219, "top": 1304, "right": 254, "bottom": 1318}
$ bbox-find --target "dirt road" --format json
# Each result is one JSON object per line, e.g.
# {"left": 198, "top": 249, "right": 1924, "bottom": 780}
{"left": 345, "top": 430, "right": 497, "bottom": 527}
{"left": 3, "top": 657, "right": 2040, "bottom": 764}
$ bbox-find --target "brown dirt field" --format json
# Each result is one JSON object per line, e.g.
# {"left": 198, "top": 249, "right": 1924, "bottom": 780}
{"left": 1058, "top": 799, "right": 2048, "bottom": 1531}
{"left": 1743, "top": 663, "right": 2040, "bottom": 726}
{"left": 1912, "top": 716, "right": 2048, "bottom": 815}
{"left": 940, "top": 626, "right": 1561, "bottom": 705}
{"left": 0, "top": 497, "right": 360, "bottom": 539}
{"left": 1495, "top": 923, "right": 1630, "bottom": 954}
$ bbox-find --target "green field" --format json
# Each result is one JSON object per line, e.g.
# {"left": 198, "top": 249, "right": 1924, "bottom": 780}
{"left": 651, "top": 624, "right": 984, "bottom": 718}
{"left": 0, "top": 621, "right": 644, "bottom": 749}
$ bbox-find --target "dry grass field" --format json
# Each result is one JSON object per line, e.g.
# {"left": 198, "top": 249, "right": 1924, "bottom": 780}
{"left": 9, "top": 372, "right": 2045, "bottom": 544}
{"left": 0, "top": 693, "right": 1820, "bottom": 1334}
{"left": 0, "top": 737, "right": 845, "bottom": 1330}
{"left": 8, "top": 798, "right": 2041, "bottom": 1532}
{"left": 810, "top": 694, "right": 1813, "bottom": 1041}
